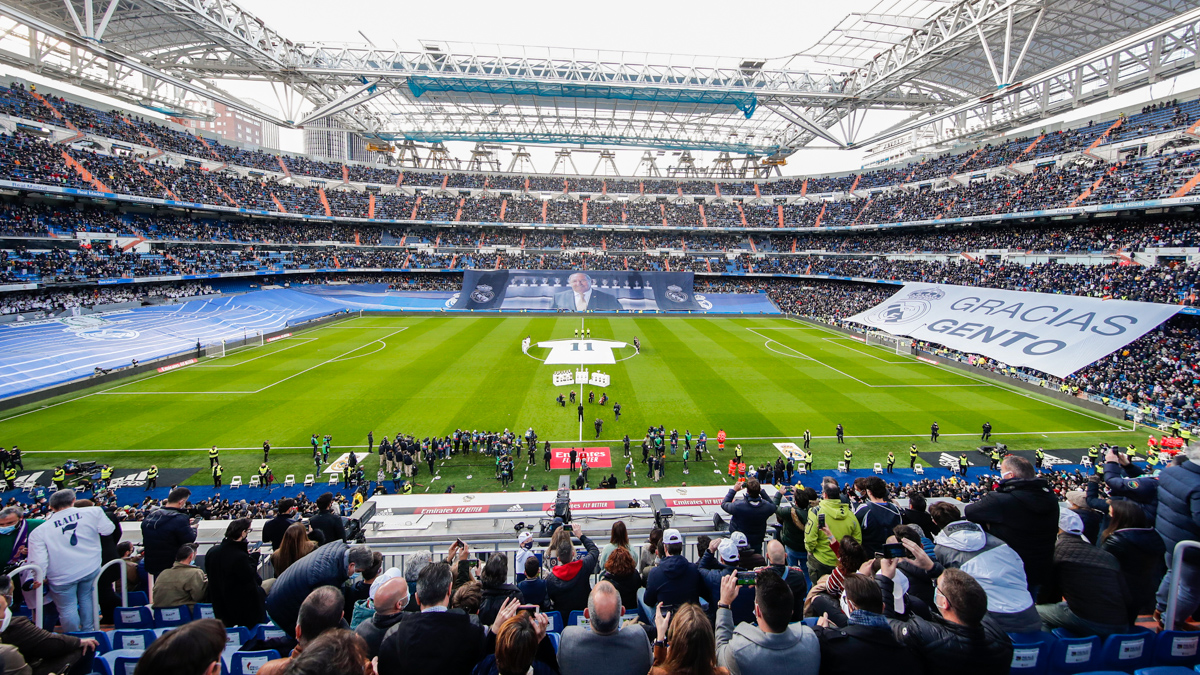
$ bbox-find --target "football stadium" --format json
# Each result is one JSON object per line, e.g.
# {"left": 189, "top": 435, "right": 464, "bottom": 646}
{"left": 0, "top": 0, "right": 1196, "bottom": 672}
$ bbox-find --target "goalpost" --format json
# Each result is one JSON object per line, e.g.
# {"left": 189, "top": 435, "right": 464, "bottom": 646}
{"left": 246, "top": 332, "right": 263, "bottom": 348}
{"left": 866, "top": 330, "right": 914, "bottom": 355}
{"left": 203, "top": 340, "right": 225, "bottom": 359}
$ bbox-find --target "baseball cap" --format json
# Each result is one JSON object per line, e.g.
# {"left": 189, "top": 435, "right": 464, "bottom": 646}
{"left": 663, "top": 528, "right": 683, "bottom": 545}
{"left": 1059, "top": 509, "right": 1086, "bottom": 538}
{"left": 517, "top": 531, "right": 533, "bottom": 545}
{"left": 730, "top": 531, "right": 749, "bottom": 550}
{"left": 368, "top": 567, "right": 403, "bottom": 604}
{"left": 717, "top": 538, "right": 740, "bottom": 563}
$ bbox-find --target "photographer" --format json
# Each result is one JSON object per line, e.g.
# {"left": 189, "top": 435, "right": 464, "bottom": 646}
{"left": 889, "top": 568, "right": 1012, "bottom": 675}
{"left": 718, "top": 479, "right": 775, "bottom": 554}
{"left": 699, "top": 539, "right": 755, "bottom": 625}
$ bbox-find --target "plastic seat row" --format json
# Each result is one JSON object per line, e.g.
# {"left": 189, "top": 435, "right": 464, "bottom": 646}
{"left": 1008, "top": 627, "right": 1200, "bottom": 674}
{"left": 75, "top": 621, "right": 285, "bottom": 675}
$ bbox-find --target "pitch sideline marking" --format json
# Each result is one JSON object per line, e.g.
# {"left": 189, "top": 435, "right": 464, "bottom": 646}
{"left": 820, "top": 337, "right": 915, "bottom": 364}
{"left": 784, "top": 317, "right": 1130, "bottom": 431}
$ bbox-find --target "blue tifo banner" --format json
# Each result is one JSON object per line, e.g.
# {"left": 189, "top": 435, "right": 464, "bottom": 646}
{"left": 846, "top": 283, "right": 1182, "bottom": 378}
{"left": 453, "top": 270, "right": 701, "bottom": 312}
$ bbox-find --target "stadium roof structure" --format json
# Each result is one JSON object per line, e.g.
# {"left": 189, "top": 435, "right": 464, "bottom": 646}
{"left": 0, "top": 0, "right": 1198, "bottom": 158}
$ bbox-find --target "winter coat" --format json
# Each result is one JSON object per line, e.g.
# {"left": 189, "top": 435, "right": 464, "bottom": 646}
{"left": 963, "top": 477, "right": 1058, "bottom": 590}
{"left": 1156, "top": 460, "right": 1200, "bottom": 562}
{"left": 139, "top": 507, "right": 196, "bottom": 578}
{"left": 308, "top": 512, "right": 346, "bottom": 546}
{"left": 721, "top": 489, "right": 777, "bottom": 553}
{"left": 600, "top": 570, "right": 643, "bottom": 613}
{"left": 715, "top": 607, "right": 819, "bottom": 675}
{"left": 1049, "top": 533, "right": 1133, "bottom": 627}
{"left": 643, "top": 554, "right": 710, "bottom": 610}
{"left": 933, "top": 520, "right": 1034, "bottom": 615}
{"left": 379, "top": 610, "right": 490, "bottom": 675}
{"left": 1104, "top": 461, "right": 1159, "bottom": 522}
{"left": 546, "top": 535, "right": 599, "bottom": 617}
{"left": 855, "top": 501, "right": 903, "bottom": 558}
{"left": 773, "top": 492, "right": 807, "bottom": 551}
{"left": 203, "top": 538, "right": 265, "bottom": 628}
{"left": 355, "top": 609, "right": 405, "bottom": 658}
{"left": 698, "top": 555, "right": 755, "bottom": 625}
{"left": 804, "top": 499, "right": 863, "bottom": 568}
{"left": 814, "top": 622, "right": 921, "bottom": 675}
{"left": 265, "top": 540, "right": 349, "bottom": 637}
{"left": 1101, "top": 527, "right": 1166, "bottom": 614}
{"left": 478, "top": 582, "right": 524, "bottom": 627}
{"left": 892, "top": 614, "right": 1012, "bottom": 675}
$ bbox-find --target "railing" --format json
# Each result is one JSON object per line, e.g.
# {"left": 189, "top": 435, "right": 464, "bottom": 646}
{"left": 7, "top": 563, "right": 43, "bottom": 627}
{"left": 1164, "top": 540, "right": 1200, "bottom": 630}
{"left": 92, "top": 558, "right": 133, "bottom": 628}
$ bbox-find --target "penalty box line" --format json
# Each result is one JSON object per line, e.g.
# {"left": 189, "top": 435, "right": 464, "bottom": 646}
{"left": 96, "top": 327, "right": 408, "bottom": 396}
{"left": 785, "top": 317, "right": 1129, "bottom": 432}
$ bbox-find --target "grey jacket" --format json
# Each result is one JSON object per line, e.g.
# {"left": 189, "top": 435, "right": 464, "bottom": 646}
{"left": 715, "top": 607, "right": 820, "bottom": 675}
{"left": 557, "top": 624, "right": 651, "bottom": 675}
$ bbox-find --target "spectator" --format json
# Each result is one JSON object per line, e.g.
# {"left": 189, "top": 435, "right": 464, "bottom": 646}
{"left": 964, "top": 455, "right": 1058, "bottom": 594}
{"left": 515, "top": 532, "right": 535, "bottom": 583}
{"left": 558, "top": 581, "right": 652, "bottom": 675}
{"left": 890, "top": 526, "right": 941, "bottom": 610}
{"left": 349, "top": 567, "right": 401, "bottom": 628}
{"left": 718, "top": 479, "right": 775, "bottom": 554}
{"left": 479, "top": 553, "right": 524, "bottom": 627}
{"left": 715, "top": 570, "right": 819, "bottom": 675}
{"left": 1036, "top": 510, "right": 1133, "bottom": 637}
{"left": 600, "top": 546, "right": 643, "bottom": 613}
{"left": 472, "top": 611, "right": 556, "bottom": 675}
{"left": 854, "top": 477, "right": 902, "bottom": 558}
{"left": 599, "top": 521, "right": 634, "bottom": 570}
{"left": 141, "top": 487, "right": 197, "bottom": 578}
{"left": 643, "top": 529, "right": 709, "bottom": 616}
{"left": 890, "top": 568, "right": 1012, "bottom": 675}
{"left": 813, "top": 572, "right": 920, "bottom": 675}
{"left": 204, "top": 518, "right": 266, "bottom": 628}
{"left": 0, "top": 575, "right": 98, "bottom": 675}
{"left": 132, "top": 618, "right": 225, "bottom": 675}
{"left": 763, "top": 540, "right": 806, "bottom": 621}
{"left": 152, "top": 543, "right": 207, "bottom": 608}
{"left": 378, "top": 562, "right": 509, "bottom": 675}
{"left": 650, "top": 602, "right": 728, "bottom": 675}
{"left": 355, "top": 576, "right": 407, "bottom": 658}
{"left": 281, "top": 629, "right": 372, "bottom": 675}
{"left": 804, "top": 478, "right": 863, "bottom": 581}
{"left": 546, "top": 523, "right": 599, "bottom": 618}
{"left": 0, "top": 507, "right": 48, "bottom": 629}
{"left": 26, "top": 489, "right": 114, "bottom": 633}
{"left": 402, "top": 550, "right": 432, "bottom": 612}
{"left": 773, "top": 487, "right": 813, "bottom": 571}
{"left": 900, "top": 494, "right": 938, "bottom": 538}
{"left": 267, "top": 540, "right": 373, "bottom": 637}
{"left": 452, "top": 580, "right": 483, "bottom": 615}
{"left": 1063, "top": 491, "right": 1103, "bottom": 544}
{"left": 638, "top": 529, "right": 662, "bottom": 581}
{"left": 1103, "top": 448, "right": 1159, "bottom": 522}
{"left": 699, "top": 539, "right": 755, "bottom": 625}
{"left": 272, "top": 523, "right": 318, "bottom": 577}
{"left": 262, "top": 499, "right": 298, "bottom": 550}
{"left": 259, "top": 586, "right": 346, "bottom": 675}
{"left": 308, "top": 493, "right": 346, "bottom": 545}
{"left": 517, "top": 557, "right": 549, "bottom": 611}
{"left": 1155, "top": 445, "right": 1200, "bottom": 630}
{"left": 1099, "top": 499, "right": 1165, "bottom": 615}
{"left": 930, "top": 502, "right": 1040, "bottom": 633}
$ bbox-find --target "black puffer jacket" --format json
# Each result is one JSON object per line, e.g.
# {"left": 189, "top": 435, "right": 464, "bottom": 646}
{"left": 1101, "top": 527, "right": 1166, "bottom": 614}
{"left": 892, "top": 614, "right": 1012, "bottom": 675}
{"left": 477, "top": 582, "right": 524, "bottom": 627}
{"left": 265, "top": 540, "right": 349, "bottom": 637}
{"left": 963, "top": 477, "right": 1058, "bottom": 591}
{"left": 140, "top": 507, "right": 195, "bottom": 578}
{"left": 204, "top": 538, "right": 265, "bottom": 628}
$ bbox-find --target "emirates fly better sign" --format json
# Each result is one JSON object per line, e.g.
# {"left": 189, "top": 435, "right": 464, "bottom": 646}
{"left": 847, "top": 283, "right": 1181, "bottom": 378}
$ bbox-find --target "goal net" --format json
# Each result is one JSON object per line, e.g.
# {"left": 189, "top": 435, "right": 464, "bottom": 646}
{"left": 246, "top": 332, "right": 263, "bottom": 348}
{"left": 866, "top": 331, "right": 914, "bottom": 355}
{"left": 204, "top": 340, "right": 225, "bottom": 358}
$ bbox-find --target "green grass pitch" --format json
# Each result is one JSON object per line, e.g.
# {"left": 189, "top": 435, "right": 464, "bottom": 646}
{"left": 0, "top": 315, "right": 1142, "bottom": 493}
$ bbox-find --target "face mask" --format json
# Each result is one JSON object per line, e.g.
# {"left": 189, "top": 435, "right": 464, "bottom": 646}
{"left": 0, "top": 526, "right": 15, "bottom": 535}
{"left": 1, "top": 607, "right": 12, "bottom": 632}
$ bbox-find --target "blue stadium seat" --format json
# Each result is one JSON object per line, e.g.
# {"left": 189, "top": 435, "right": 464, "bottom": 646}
{"left": 1155, "top": 631, "right": 1200, "bottom": 667}
{"left": 68, "top": 631, "right": 113, "bottom": 654}
{"left": 1134, "top": 667, "right": 1198, "bottom": 675}
{"left": 567, "top": 610, "right": 585, "bottom": 626}
{"left": 153, "top": 606, "right": 191, "bottom": 627}
{"left": 126, "top": 592, "right": 149, "bottom": 607}
{"left": 193, "top": 603, "right": 215, "bottom": 619}
{"left": 114, "top": 606, "right": 153, "bottom": 629}
{"left": 111, "top": 629, "right": 157, "bottom": 651}
{"left": 1010, "top": 632, "right": 1054, "bottom": 675}
{"left": 253, "top": 623, "right": 287, "bottom": 641}
{"left": 225, "top": 626, "right": 251, "bottom": 646}
{"left": 228, "top": 650, "right": 279, "bottom": 675}
{"left": 1049, "top": 629, "right": 1101, "bottom": 674}
{"left": 1099, "top": 627, "right": 1154, "bottom": 672}
{"left": 96, "top": 650, "right": 143, "bottom": 675}
{"left": 547, "top": 632, "right": 560, "bottom": 654}
{"left": 544, "top": 611, "right": 563, "bottom": 633}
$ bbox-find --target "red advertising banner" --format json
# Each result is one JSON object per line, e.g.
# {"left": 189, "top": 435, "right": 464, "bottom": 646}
{"left": 549, "top": 447, "right": 612, "bottom": 469}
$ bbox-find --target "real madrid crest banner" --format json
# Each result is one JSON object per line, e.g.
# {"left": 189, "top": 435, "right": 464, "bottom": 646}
{"left": 451, "top": 270, "right": 701, "bottom": 312}
{"left": 846, "top": 282, "right": 1182, "bottom": 378}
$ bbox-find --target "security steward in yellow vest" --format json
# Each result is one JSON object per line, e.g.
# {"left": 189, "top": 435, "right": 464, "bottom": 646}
{"left": 52, "top": 466, "right": 66, "bottom": 491}
{"left": 1035, "top": 448, "right": 1045, "bottom": 469}
{"left": 4, "top": 467, "right": 15, "bottom": 491}
{"left": 258, "top": 463, "right": 270, "bottom": 488}
{"left": 212, "top": 463, "right": 223, "bottom": 488}
{"left": 209, "top": 446, "right": 220, "bottom": 467}
{"left": 989, "top": 448, "right": 1002, "bottom": 471}
{"left": 886, "top": 452, "right": 895, "bottom": 474}
{"left": 909, "top": 444, "right": 919, "bottom": 468}
{"left": 1088, "top": 446, "right": 1101, "bottom": 473}
{"left": 843, "top": 448, "right": 853, "bottom": 471}
{"left": 99, "top": 465, "right": 113, "bottom": 490}
{"left": 957, "top": 454, "right": 968, "bottom": 477}
{"left": 401, "top": 481, "right": 413, "bottom": 495}
{"left": 145, "top": 465, "right": 158, "bottom": 491}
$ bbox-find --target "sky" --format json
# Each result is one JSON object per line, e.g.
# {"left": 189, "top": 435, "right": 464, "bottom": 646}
{"left": 4, "top": 0, "right": 1198, "bottom": 176}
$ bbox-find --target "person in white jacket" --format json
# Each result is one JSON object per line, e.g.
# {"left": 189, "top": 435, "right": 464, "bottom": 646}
{"left": 27, "top": 490, "right": 115, "bottom": 632}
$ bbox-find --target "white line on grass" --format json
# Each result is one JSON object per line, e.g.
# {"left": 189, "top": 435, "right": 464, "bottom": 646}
{"left": 191, "top": 338, "right": 317, "bottom": 368}
{"left": 820, "top": 337, "right": 913, "bottom": 364}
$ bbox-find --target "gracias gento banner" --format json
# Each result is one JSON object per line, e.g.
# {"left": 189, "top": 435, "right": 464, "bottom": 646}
{"left": 847, "top": 283, "right": 1182, "bottom": 378}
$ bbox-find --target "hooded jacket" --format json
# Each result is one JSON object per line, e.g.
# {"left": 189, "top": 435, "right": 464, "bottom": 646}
{"left": 698, "top": 553, "right": 755, "bottom": 625}
{"left": 804, "top": 499, "right": 863, "bottom": 568}
{"left": 140, "top": 507, "right": 196, "bottom": 578}
{"left": 265, "top": 540, "right": 350, "bottom": 637}
{"left": 1155, "top": 460, "right": 1200, "bottom": 562}
{"left": 1101, "top": 527, "right": 1166, "bottom": 615}
{"left": 892, "top": 614, "right": 1012, "bottom": 675}
{"left": 773, "top": 492, "right": 807, "bottom": 552}
{"left": 715, "top": 607, "right": 819, "bottom": 675}
{"left": 963, "top": 477, "right": 1058, "bottom": 590}
{"left": 477, "top": 582, "right": 524, "bottom": 627}
{"left": 933, "top": 521, "right": 1033, "bottom": 615}
{"left": 721, "top": 488, "right": 777, "bottom": 553}
{"left": 545, "top": 535, "right": 598, "bottom": 617}
{"left": 643, "top": 554, "right": 710, "bottom": 609}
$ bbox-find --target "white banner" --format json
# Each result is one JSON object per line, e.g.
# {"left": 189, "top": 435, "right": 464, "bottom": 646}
{"left": 846, "top": 283, "right": 1182, "bottom": 378}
